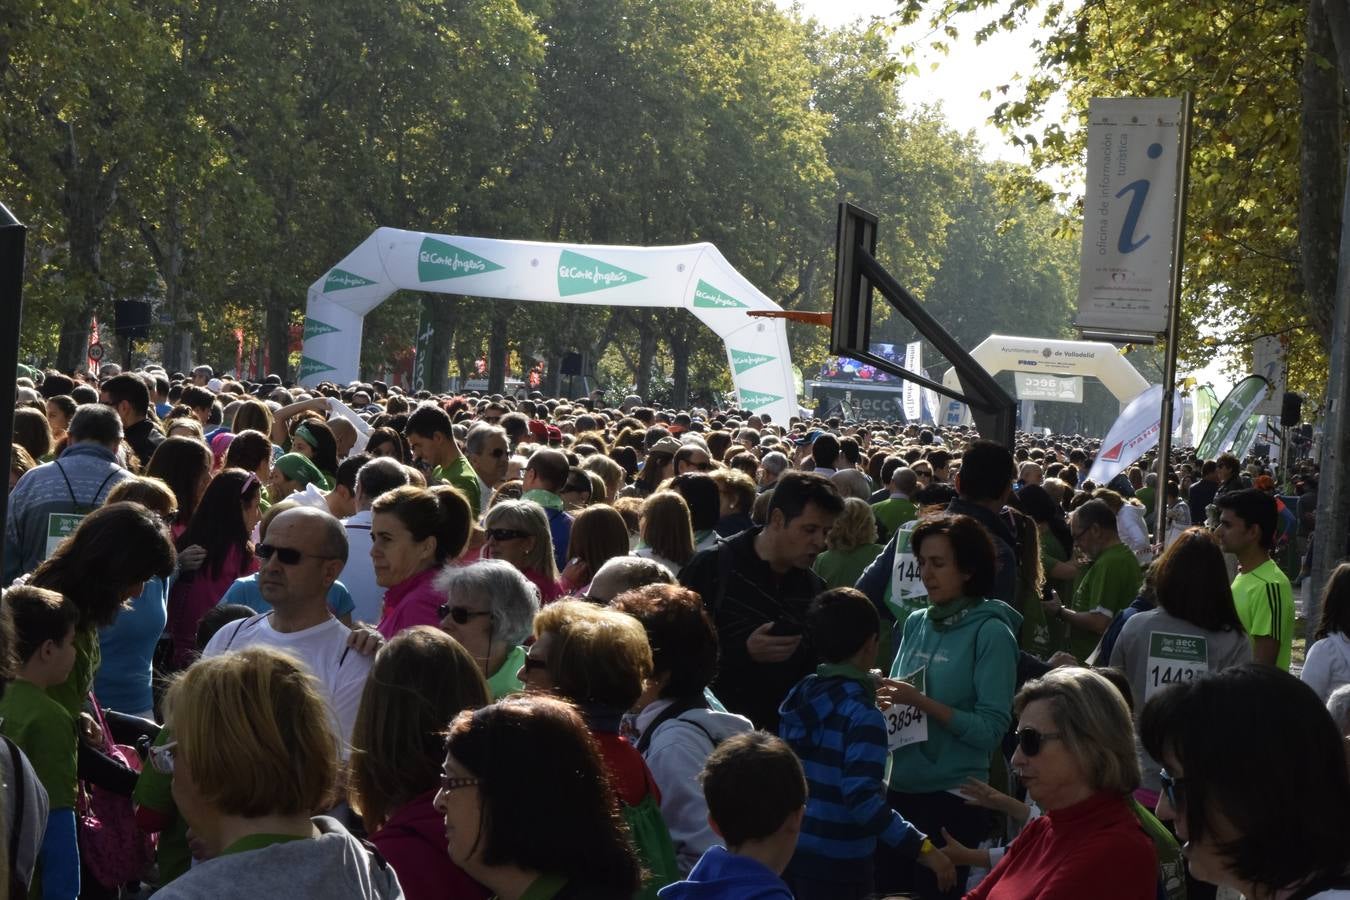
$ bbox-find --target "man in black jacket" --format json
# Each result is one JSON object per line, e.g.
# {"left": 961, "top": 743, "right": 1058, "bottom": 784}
{"left": 679, "top": 472, "right": 844, "bottom": 730}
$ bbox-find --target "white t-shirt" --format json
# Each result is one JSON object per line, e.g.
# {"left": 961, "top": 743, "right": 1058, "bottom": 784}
{"left": 339, "top": 511, "right": 383, "bottom": 625}
{"left": 203, "top": 613, "right": 372, "bottom": 751}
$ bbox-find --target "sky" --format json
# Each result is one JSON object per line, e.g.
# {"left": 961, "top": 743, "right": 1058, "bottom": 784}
{"left": 773, "top": 0, "right": 1237, "bottom": 397}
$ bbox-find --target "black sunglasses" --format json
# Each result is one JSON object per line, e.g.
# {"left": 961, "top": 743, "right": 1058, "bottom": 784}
{"left": 437, "top": 604, "right": 492, "bottom": 625}
{"left": 1015, "top": 727, "right": 1063, "bottom": 757}
{"left": 485, "top": 528, "right": 530, "bottom": 542}
{"left": 1159, "top": 768, "right": 1187, "bottom": 811}
{"left": 257, "top": 543, "right": 336, "bottom": 565}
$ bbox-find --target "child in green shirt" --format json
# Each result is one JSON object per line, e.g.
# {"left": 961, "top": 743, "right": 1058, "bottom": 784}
{"left": 0, "top": 585, "right": 82, "bottom": 899}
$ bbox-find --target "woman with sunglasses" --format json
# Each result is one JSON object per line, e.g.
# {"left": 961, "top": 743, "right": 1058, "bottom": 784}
{"left": 349, "top": 628, "right": 491, "bottom": 900}
{"left": 1141, "top": 665, "right": 1350, "bottom": 900}
{"left": 435, "top": 560, "right": 540, "bottom": 700}
{"left": 1108, "top": 528, "right": 1250, "bottom": 808}
{"left": 370, "top": 484, "right": 473, "bottom": 639}
{"left": 481, "top": 499, "right": 564, "bottom": 604}
{"left": 960, "top": 667, "right": 1157, "bottom": 899}
{"left": 435, "top": 695, "right": 641, "bottom": 900}
{"left": 149, "top": 647, "right": 404, "bottom": 900}
{"left": 873, "top": 514, "right": 1020, "bottom": 900}
{"left": 166, "top": 468, "right": 263, "bottom": 669}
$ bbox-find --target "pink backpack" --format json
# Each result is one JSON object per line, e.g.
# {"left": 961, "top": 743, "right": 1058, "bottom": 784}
{"left": 77, "top": 695, "right": 156, "bottom": 889}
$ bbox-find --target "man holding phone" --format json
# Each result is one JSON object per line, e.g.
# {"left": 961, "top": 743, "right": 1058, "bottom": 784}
{"left": 680, "top": 472, "right": 845, "bottom": 730}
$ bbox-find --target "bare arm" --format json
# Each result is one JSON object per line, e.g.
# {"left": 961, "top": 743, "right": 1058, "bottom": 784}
{"left": 271, "top": 397, "right": 329, "bottom": 445}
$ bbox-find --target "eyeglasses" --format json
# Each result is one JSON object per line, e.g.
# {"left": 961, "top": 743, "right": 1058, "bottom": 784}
{"left": 439, "top": 775, "right": 481, "bottom": 793}
{"left": 1015, "top": 727, "right": 1063, "bottom": 757}
{"left": 149, "top": 740, "right": 178, "bottom": 775}
{"left": 485, "top": 528, "right": 530, "bottom": 542}
{"left": 257, "top": 543, "right": 336, "bottom": 565}
{"left": 437, "top": 604, "right": 492, "bottom": 625}
{"left": 1159, "top": 768, "right": 1187, "bottom": 811}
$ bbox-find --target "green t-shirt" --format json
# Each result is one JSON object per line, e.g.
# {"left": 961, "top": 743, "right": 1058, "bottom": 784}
{"left": 1135, "top": 486, "right": 1157, "bottom": 522}
{"left": 873, "top": 497, "right": 918, "bottom": 536}
{"left": 1231, "top": 558, "right": 1295, "bottom": 670}
{"left": 430, "top": 456, "right": 482, "bottom": 518}
{"left": 812, "top": 543, "right": 884, "bottom": 590}
{"left": 0, "top": 680, "right": 78, "bottom": 807}
{"left": 1069, "top": 542, "right": 1142, "bottom": 661}
{"left": 134, "top": 727, "right": 192, "bottom": 883}
{"left": 487, "top": 645, "right": 527, "bottom": 701}
{"left": 46, "top": 624, "right": 99, "bottom": 721}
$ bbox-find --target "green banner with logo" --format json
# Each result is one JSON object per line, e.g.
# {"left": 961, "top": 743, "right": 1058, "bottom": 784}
{"left": 1196, "top": 376, "right": 1268, "bottom": 461}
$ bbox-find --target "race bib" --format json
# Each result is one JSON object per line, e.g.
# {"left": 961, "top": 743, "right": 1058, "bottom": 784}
{"left": 887, "top": 521, "right": 927, "bottom": 620}
{"left": 1146, "top": 632, "right": 1208, "bottom": 701}
{"left": 46, "top": 513, "right": 84, "bottom": 560}
{"left": 883, "top": 666, "right": 929, "bottom": 750}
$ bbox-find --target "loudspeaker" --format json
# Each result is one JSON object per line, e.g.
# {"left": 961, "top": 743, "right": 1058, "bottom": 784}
{"left": 114, "top": 300, "right": 152, "bottom": 340}
{"left": 560, "top": 351, "right": 583, "bottom": 376}
{"left": 1280, "top": 392, "right": 1302, "bottom": 427}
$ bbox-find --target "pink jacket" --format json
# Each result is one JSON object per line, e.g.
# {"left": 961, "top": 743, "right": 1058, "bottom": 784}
{"left": 370, "top": 790, "right": 490, "bottom": 900}
{"left": 376, "top": 567, "right": 442, "bottom": 639}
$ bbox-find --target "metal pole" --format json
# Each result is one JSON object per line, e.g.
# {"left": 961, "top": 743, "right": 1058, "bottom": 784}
{"left": 0, "top": 202, "right": 28, "bottom": 578}
{"left": 1154, "top": 93, "right": 1194, "bottom": 540}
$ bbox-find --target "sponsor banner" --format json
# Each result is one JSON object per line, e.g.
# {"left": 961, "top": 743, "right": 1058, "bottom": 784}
{"left": 902, "top": 341, "right": 923, "bottom": 421}
{"left": 1075, "top": 97, "right": 1186, "bottom": 334}
{"left": 297, "top": 355, "right": 337, "bottom": 382}
{"left": 323, "top": 268, "right": 378, "bottom": 293}
{"left": 556, "top": 249, "right": 646, "bottom": 296}
{"left": 1251, "top": 335, "right": 1286, "bottom": 417}
{"left": 731, "top": 349, "right": 775, "bottom": 375}
{"left": 1014, "top": 372, "right": 1084, "bottom": 403}
{"left": 1191, "top": 384, "right": 1219, "bottom": 447}
{"left": 1087, "top": 384, "right": 1183, "bottom": 486}
{"left": 737, "top": 388, "right": 783, "bottom": 411}
{"left": 1231, "top": 414, "right": 1262, "bottom": 457}
{"left": 303, "top": 317, "right": 341, "bottom": 341}
{"left": 692, "top": 279, "right": 748, "bottom": 310}
{"left": 1195, "top": 376, "right": 1269, "bottom": 461}
{"left": 417, "top": 237, "right": 504, "bottom": 282}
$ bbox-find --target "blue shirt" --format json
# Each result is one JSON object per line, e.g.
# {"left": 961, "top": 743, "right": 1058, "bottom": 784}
{"left": 96, "top": 577, "right": 168, "bottom": 715}
{"left": 219, "top": 574, "right": 355, "bottom": 620}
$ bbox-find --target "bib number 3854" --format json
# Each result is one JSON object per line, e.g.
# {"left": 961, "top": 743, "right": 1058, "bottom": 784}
{"left": 883, "top": 666, "right": 929, "bottom": 751}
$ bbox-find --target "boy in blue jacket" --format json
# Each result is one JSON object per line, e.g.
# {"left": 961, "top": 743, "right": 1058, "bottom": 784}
{"left": 658, "top": 732, "right": 804, "bottom": 900}
{"left": 778, "top": 587, "right": 955, "bottom": 899}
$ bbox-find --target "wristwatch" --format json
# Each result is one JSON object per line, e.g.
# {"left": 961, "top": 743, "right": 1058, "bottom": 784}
{"left": 919, "top": 837, "right": 936, "bottom": 855}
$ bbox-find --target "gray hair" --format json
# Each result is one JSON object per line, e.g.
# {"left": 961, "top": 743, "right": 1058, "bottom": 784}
{"left": 465, "top": 423, "right": 508, "bottom": 456}
{"left": 831, "top": 468, "right": 871, "bottom": 500}
{"left": 1328, "top": 684, "right": 1350, "bottom": 735}
{"left": 355, "top": 457, "right": 410, "bottom": 507}
{"left": 69, "top": 404, "right": 124, "bottom": 447}
{"left": 435, "top": 559, "right": 540, "bottom": 647}
{"left": 760, "top": 451, "right": 789, "bottom": 477}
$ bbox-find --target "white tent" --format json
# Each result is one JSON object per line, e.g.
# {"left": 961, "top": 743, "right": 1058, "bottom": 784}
{"left": 940, "top": 334, "right": 1149, "bottom": 424}
{"left": 298, "top": 228, "right": 797, "bottom": 424}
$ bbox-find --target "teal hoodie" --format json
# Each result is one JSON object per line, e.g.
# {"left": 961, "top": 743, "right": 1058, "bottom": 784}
{"left": 887, "top": 597, "right": 1020, "bottom": 793}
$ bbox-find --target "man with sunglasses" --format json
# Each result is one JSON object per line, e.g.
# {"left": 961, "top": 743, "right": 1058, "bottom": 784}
{"left": 1043, "top": 498, "right": 1143, "bottom": 663}
{"left": 464, "top": 423, "right": 510, "bottom": 513}
{"left": 202, "top": 507, "right": 372, "bottom": 748}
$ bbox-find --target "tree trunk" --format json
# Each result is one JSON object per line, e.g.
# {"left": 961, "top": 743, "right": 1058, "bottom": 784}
{"left": 1300, "top": 0, "right": 1344, "bottom": 351}
{"left": 425, "top": 294, "right": 458, "bottom": 394}
{"left": 488, "top": 302, "right": 511, "bottom": 395}
{"left": 669, "top": 318, "right": 692, "bottom": 409}
{"left": 634, "top": 309, "right": 656, "bottom": 401}
{"left": 56, "top": 307, "right": 92, "bottom": 373}
{"left": 266, "top": 292, "right": 290, "bottom": 379}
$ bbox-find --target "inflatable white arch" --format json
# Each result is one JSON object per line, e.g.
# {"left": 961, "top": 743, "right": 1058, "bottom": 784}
{"left": 298, "top": 228, "right": 797, "bottom": 424}
{"left": 941, "top": 335, "right": 1149, "bottom": 422}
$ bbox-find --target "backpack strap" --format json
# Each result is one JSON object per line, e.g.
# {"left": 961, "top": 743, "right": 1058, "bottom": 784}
{"left": 3, "top": 736, "right": 25, "bottom": 882}
{"left": 223, "top": 614, "right": 266, "bottom": 651}
{"left": 711, "top": 539, "right": 733, "bottom": 619}
{"left": 91, "top": 469, "right": 120, "bottom": 506}
{"left": 635, "top": 696, "right": 711, "bottom": 755}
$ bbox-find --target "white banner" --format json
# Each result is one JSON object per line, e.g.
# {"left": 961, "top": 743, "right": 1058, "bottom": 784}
{"left": 1087, "top": 384, "right": 1183, "bottom": 485}
{"left": 922, "top": 387, "right": 940, "bottom": 425}
{"left": 902, "top": 341, "right": 922, "bottom": 422}
{"left": 1076, "top": 98, "right": 1186, "bottom": 335}
{"left": 1251, "top": 336, "right": 1286, "bottom": 417}
{"left": 1014, "top": 372, "right": 1084, "bottom": 403}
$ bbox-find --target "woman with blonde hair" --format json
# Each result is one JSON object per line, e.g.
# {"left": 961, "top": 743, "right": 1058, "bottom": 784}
{"left": 350, "top": 628, "right": 490, "bottom": 900}
{"left": 482, "top": 499, "right": 562, "bottom": 603}
{"left": 151, "top": 647, "right": 403, "bottom": 899}
{"left": 811, "top": 497, "right": 883, "bottom": 590}
{"left": 636, "top": 491, "right": 695, "bottom": 577}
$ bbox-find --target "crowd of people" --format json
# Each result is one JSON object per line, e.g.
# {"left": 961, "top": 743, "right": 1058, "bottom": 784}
{"left": 2, "top": 361, "right": 1348, "bottom": 900}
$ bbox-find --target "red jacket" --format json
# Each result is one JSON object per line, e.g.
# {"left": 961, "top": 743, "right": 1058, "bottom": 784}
{"left": 370, "top": 790, "right": 489, "bottom": 900}
{"left": 965, "top": 791, "right": 1156, "bottom": 900}
{"left": 593, "top": 731, "right": 661, "bottom": 808}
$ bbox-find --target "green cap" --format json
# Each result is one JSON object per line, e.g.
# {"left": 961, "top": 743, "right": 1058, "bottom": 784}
{"left": 275, "top": 453, "right": 323, "bottom": 487}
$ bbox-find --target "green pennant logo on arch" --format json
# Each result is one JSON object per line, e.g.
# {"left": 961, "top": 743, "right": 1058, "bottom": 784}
{"left": 418, "top": 237, "right": 504, "bottom": 282}
{"left": 556, "top": 250, "right": 646, "bottom": 296}
{"left": 297, "top": 356, "right": 337, "bottom": 382}
{"left": 738, "top": 389, "right": 782, "bottom": 410}
{"left": 693, "top": 279, "right": 747, "bottom": 309}
{"left": 731, "top": 350, "right": 775, "bottom": 374}
{"left": 323, "top": 268, "right": 377, "bottom": 293}
{"left": 303, "top": 318, "right": 340, "bottom": 341}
